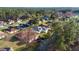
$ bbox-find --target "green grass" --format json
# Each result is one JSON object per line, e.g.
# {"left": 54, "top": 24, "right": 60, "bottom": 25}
{"left": 0, "top": 37, "right": 39, "bottom": 51}
{"left": 0, "top": 39, "right": 26, "bottom": 51}
{"left": 16, "top": 42, "right": 39, "bottom": 51}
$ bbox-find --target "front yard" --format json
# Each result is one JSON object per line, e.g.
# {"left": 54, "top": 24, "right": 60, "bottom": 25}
{"left": 0, "top": 39, "right": 26, "bottom": 51}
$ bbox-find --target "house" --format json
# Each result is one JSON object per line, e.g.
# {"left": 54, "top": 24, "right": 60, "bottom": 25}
{"left": 40, "top": 16, "right": 49, "bottom": 24}
{"left": 32, "top": 25, "right": 50, "bottom": 33}
{"left": 0, "top": 31, "right": 6, "bottom": 39}
{"left": 27, "top": 20, "right": 36, "bottom": 25}
{"left": 43, "top": 15, "right": 49, "bottom": 20}
{"left": 6, "top": 16, "right": 13, "bottom": 20}
{"left": 8, "top": 19, "right": 15, "bottom": 25}
{"left": 57, "top": 11, "right": 75, "bottom": 19}
{"left": 19, "top": 15, "right": 28, "bottom": 19}
{"left": 5, "top": 27, "right": 18, "bottom": 34}
{"left": 0, "top": 21, "right": 4, "bottom": 27}
{"left": 64, "top": 12, "right": 75, "bottom": 18}
{"left": 16, "top": 24, "right": 29, "bottom": 30}
{"left": 42, "top": 26, "right": 49, "bottom": 33}
{"left": 40, "top": 25, "right": 50, "bottom": 33}
{"left": 15, "top": 29, "right": 39, "bottom": 43}
{"left": 32, "top": 26, "right": 42, "bottom": 33}
{"left": 17, "top": 18, "right": 22, "bottom": 23}
{"left": 57, "top": 12, "right": 63, "bottom": 18}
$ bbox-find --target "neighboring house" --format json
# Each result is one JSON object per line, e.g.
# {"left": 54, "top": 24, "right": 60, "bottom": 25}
{"left": 32, "top": 26, "right": 42, "bottom": 33}
{"left": 0, "top": 31, "right": 6, "bottom": 39}
{"left": 57, "top": 11, "right": 75, "bottom": 19}
{"left": 40, "top": 16, "right": 49, "bottom": 23}
{"left": 5, "top": 27, "right": 18, "bottom": 34}
{"left": 32, "top": 25, "right": 50, "bottom": 33}
{"left": 15, "top": 29, "right": 39, "bottom": 43}
{"left": 42, "top": 26, "right": 49, "bottom": 33}
{"left": 19, "top": 15, "right": 28, "bottom": 19}
{"left": 27, "top": 20, "right": 36, "bottom": 25}
{"left": 6, "top": 16, "right": 13, "bottom": 20}
{"left": 16, "top": 24, "right": 29, "bottom": 30}
{"left": 43, "top": 15, "right": 49, "bottom": 20}
{"left": 0, "top": 21, "right": 4, "bottom": 27}
{"left": 8, "top": 19, "right": 15, "bottom": 25}
{"left": 57, "top": 12, "right": 63, "bottom": 18}
{"left": 64, "top": 12, "right": 75, "bottom": 18}
{"left": 40, "top": 25, "right": 51, "bottom": 33}
{"left": 17, "top": 18, "right": 22, "bottom": 23}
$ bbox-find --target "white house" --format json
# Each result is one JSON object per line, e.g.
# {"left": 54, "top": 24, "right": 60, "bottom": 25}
{"left": 8, "top": 20, "right": 15, "bottom": 25}
{"left": 17, "top": 18, "right": 22, "bottom": 23}
{"left": 0, "top": 21, "right": 4, "bottom": 27}
{"left": 32, "top": 26, "right": 50, "bottom": 33}
{"left": 32, "top": 26, "right": 42, "bottom": 33}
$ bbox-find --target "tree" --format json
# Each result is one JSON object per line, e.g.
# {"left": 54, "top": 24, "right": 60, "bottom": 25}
{"left": 49, "top": 18, "right": 78, "bottom": 50}
{"left": 15, "top": 29, "right": 39, "bottom": 45}
{"left": 64, "top": 19, "right": 77, "bottom": 50}
{"left": 50, "top": 21, "right": 66, "bottom": 50}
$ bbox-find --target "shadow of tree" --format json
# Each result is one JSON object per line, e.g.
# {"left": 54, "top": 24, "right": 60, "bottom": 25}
{"left": 10, "top": 36, "right": 19, "bottom": 42}
{"left": 16, "top": 42, "right": 40, "bottom": 51}
{"left": 16, "top": 42, "right": 25, "bottom": 46}
{"left": 16, "top": 47, "right": 28, "bottom": 51}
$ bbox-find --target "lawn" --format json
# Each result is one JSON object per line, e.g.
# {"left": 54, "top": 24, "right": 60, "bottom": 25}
{"left": 0, "top": 39, "right": 26, "bottom": 51}
{"left": 0, "top": 39, "right": 40, "bottom": 51}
